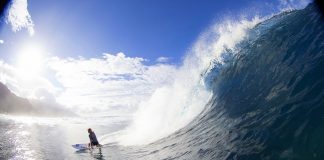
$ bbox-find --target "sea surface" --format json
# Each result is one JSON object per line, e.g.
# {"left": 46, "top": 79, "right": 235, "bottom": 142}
{"left": 1, "top": 3, "right": 324, "bottom": 160}
{"left": 0, "top": 115, "right": 129, "bottom": 159}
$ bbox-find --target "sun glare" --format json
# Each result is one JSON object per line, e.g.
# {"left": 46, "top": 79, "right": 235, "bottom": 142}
{"left": 16, "top": 43, "right": 44, "bottom": 75}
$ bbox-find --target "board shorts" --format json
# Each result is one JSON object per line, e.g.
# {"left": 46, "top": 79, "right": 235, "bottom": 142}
{"left": 91, "top": 141, "right": 99, "bottom": 146}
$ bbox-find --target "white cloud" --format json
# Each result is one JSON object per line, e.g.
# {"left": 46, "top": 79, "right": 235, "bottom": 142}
{"left": 0, "top": 52, "right": 177, "bottom": 116}
{"left": 0, "top": 40, "right": 4, "bottom": 44}
{"left": 47, "top": 53, "right": 177, "bottom": 114}
{"left": 6, "top": 0, "right": 34, "bottom": 35}
{"left": 0, "top": 60, "right": 59, "bottom": 99}
{"left": 156, "top": 56, "right": 171, "bottom": 63}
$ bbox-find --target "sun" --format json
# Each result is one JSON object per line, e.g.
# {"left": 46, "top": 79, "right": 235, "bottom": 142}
{"left": 16, "top": 43, "right": 44, "bottom": 76}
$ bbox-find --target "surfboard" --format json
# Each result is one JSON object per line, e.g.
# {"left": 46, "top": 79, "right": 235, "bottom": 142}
{"left": 72, "top": 143, "right": 103, "bottom": 150}
{"left": 72, "top": 143, "right": 89, "bottom": 150}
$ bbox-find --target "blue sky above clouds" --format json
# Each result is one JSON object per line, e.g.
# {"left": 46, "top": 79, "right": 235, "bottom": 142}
{"left": 1, "top": 0, "right": 311, "bottom": 62}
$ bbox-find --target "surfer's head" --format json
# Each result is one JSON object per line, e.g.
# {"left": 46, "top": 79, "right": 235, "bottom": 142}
{"left": 88, "top": 128, "right": 92, "bottom": 133}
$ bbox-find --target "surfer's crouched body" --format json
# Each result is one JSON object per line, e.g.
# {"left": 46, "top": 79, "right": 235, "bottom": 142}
{"left": 88, "top": 128, "right": 100, "bottom": 148}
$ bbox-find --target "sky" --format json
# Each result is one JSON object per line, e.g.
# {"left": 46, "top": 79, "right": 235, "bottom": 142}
{"left": 1, "top": 0, "right": 310, "bottom": 62}
{"left": 0, "top": 0, "right": 312, "bottom": 116}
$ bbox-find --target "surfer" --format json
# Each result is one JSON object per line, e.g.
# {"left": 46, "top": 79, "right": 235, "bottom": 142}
{"left": 88, "top": 128, "right": 100, "bottom": 149}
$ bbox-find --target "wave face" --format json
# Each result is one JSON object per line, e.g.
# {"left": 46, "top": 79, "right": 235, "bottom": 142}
{"left": 124, "top": 4, "right": 324, "bottom": 160}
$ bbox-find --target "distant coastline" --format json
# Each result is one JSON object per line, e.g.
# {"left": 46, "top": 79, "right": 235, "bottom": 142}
{"left": 0, "top": 82, "right": 75, "bottom": 117}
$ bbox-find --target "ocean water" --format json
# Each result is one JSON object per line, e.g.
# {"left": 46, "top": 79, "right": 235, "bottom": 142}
{"left": 1, "top": 3, "right": 324, "bottom": 160}
{"left": 0, "top": 115, "right": 129, "bottom": 159}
